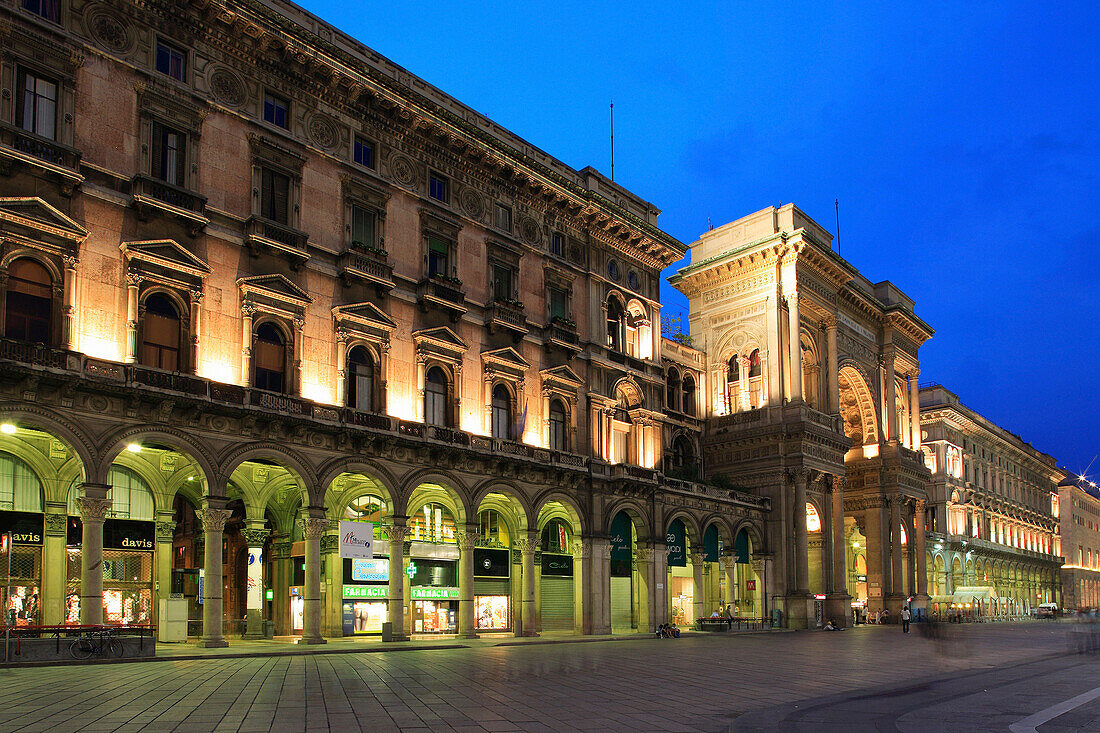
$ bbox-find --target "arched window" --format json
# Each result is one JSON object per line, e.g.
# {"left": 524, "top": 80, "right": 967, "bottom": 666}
{"left": 409, "top": 502, "right": 456, "bottom": 543}
{"left": 68, "top": 466, "right": 154, "bottom": 520}
{"left": 0, "top": 452, "right": 44, "bottom": 512}
{"left": 424, "top": 366, "right": 450, "bottom": 427}
{"left": 347, "top": 346, "right": 374, "bottom": 412}
{"left": 671, "top": 435, "right": 694, "bottom": 471}
{"left": 665, "top": 369, "right": 681, "bottom": 412}
{"left": 491, "top": 383, "right": 512, "bottom": 440}
{"left": 682, "top": 374, "right": 696, "bottom": 417}
{"left": 478, "top": 509, "right": 510, "bottom": 546}
{"left": 548, "top": 398, "right": 567, "bottom": 451}
{"left": 253, "top": 322, "right": 287, "bottom": 393}
{"left": 5, "top": 258, "right": 53, "bottom": 344}
{"left": 140, "top": 293, "right": 181, "bottom": 370}
{"left": 606, "top": 297, "right": 625, "bottom": 352}
{"left": 343, "top": 493, "right": 386, "bottom": 529}
{"left": 541, "top": 518, "right": 571, "bottom": 553}
{"left": 727, "top": 356, "right": 740, "bottom": 382}
{"left": 748, "top": 349, "right": 761, "bottom": 378}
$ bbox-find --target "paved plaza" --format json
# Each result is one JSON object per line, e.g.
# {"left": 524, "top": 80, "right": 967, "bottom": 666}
{"left": 1, "top": 623, "right": 1097, "bottom": 732}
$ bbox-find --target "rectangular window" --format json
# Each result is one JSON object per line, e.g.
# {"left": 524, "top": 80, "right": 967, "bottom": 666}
{"left": 428, "top": 172, "right": 449, "bottom": 203}
{"left": 260, "top": 168, "right": 290, "bottom": 224}
{"left": 263, "top": 92, "right": 289, "bottom": 129}
{"left": 492, "top": 264, "right": 513, "bottom": 302}
{"left": 353, "top": 136, "right": 375, "bottom": 169}
{"left": 427, "top": 237, "right": 450, "bottom": 278}
{"left": 350, "top": 204, "right": 376, "bottom": 249}
{"left": 22, "top": 0, "right": 59, "bottom": 23}
{"left": 18, "top": 70, "right": 57, "bottom": 140}
{"left": 548, "top": 286, "right": 567, "bottom": 320}
{"left": 151, "top": 122, "right": 186, "bottom": 186}
{"left": 550, "top": 232, "right": 565, "bottom": 257}
{"left": 494, "top": 204, "right": 512, "bottom": 233}
{"left": 155, "top": 40, "right": 187, "bottom": 82}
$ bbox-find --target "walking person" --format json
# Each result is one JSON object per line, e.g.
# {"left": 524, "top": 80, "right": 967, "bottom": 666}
{"left": 900, "top": 606, "right": 911, "bottom": 633}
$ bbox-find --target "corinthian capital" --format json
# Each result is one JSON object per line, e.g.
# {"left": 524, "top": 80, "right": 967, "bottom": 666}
{"left": 76, "top": 496, "right": 113, "bottom": 522}
{"left": 455, "top": 530, "right": 480, "bottom": 551}
{"left": 300, "top": 516, "right": 329, "bottom": 541}
{"left": 198, "top": 507, "right": 233, "bottom": 533}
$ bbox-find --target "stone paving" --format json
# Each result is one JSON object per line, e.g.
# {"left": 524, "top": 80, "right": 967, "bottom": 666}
{"left": 0, "top": 623, "right": 1084, "bottom": 732}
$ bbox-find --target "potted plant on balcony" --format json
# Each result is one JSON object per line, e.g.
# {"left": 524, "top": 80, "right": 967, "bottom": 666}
{"left": 551, "top": 315, "right": 577, "bottom": 330}
{"left": 430, "top": 272, "right": 463, "bottom": 287}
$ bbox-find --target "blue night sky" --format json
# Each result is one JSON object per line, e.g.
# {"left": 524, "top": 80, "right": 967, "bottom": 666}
{"left": 298, "top": 1, "right": 1099, "bottom": 476}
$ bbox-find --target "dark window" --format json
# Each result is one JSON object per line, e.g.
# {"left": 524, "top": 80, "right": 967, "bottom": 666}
{"left": 253, "top": 322, "right": 286, "bottom": 393}
{"left": 748, "top": 349, "right": 761, "bottom": 378}
{"left": 151, "top": 122, "right": 186, "bottom": 186}
{"left": 263, "top": 93, "right": 289, "bottom": 129}
{"left": 140, "top": 294, "right": 180, "bottom": 371}
{"left": 350, "top": 205, "right": 376, "bottom": 249}
{"left": 492, "top": 264, "right": 513, "bottom": 302}
{"left": 550, "top": 232, "right": 564, "bottom": 257}
{"left": 666, "top": 370, "right": 681, "bottom": 412}
{"left": 494, "top": 204, "right": 512, "bottom": 232}
{"left": 606, "top": 297, "right": 624, "bottom": 352}
{"left": 155, "top": 41, "right": 186, "bottom": 82}
{"left": 427, "top": 237, "right": 450, "bottom": 278}
{"left": 353, "top": 136, "right": 374, "bottom": 169}
{"left": 260, "top": 168, "right": 290, "bottom": 224}
{"left": 22, "top": 0, "right": 59, "bottom": 23}
{"left": 428, "top": 172, "right": 448, "bottom": 203}
{"left": 548, "top": 286, "right": 567, "bottom": 320}
{"left": 682, "top": 375, "right": 697, "bottom": 417}
{"left": 424, "top": 366, "right": 449, "bottom": 426}
{"left": 18, "top": 69, "right": 57, "bottom": 140}
{"left": 4, "top": 258, "right": 52, "bottom": 344}
{"left": 549, "top": 398, "right": 566, "bottom": 451}
{"left": 727, "top": 356, "right": 739, "bottom": 382}
{"left": 671, "top": 436, "right": 694, "bottom": 470}
{"left": 541, "top": 518, "right": 570, "bottom": 553}
{"left": 491, "top": 383, "right": 511, "bottom": 440}
{"left": 347, "top": 345, "right": 374, "bottom": 412}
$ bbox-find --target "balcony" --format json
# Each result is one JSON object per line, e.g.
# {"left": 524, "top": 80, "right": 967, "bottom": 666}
{"left": 130, "top": 174, "right": 208, "bottom": 235}
{"left": 543, "top": 318, "right": 580, "bottom": 356}
{"left": 246, "top": 216, "right": 310, "bottom": 269}
{"left": 416, "top": 275, "right": 467, "bottom": 321}
{"left": 610, "top": 463, "right": 658, "bottom": 484}
{"left": 339, "top": 245, "right": 394, "bottom": 292}
{"left": 488, "top": 299, "right": 528, "bottom": 338}
{"left": 0, "top": 122, "right": 83, "bottom": 194}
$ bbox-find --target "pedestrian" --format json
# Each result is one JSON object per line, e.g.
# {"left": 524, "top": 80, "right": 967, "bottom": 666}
{"left": 725, "top": 604, "right": 733, "bottom": 630}
{"left": 881, "top": 608, "right": 890, "bottom": 625}
{"left": 900, "top": 606, "right": 911, "bottom": 633}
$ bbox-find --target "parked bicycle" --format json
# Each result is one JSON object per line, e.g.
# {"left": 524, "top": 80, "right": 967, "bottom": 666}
{"left": 69, "top": 628, "right": 123, "bottom": 660}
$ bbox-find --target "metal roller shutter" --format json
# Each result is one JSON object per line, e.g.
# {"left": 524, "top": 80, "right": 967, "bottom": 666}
{"left": 474, "top": 578, "right": 510, "bottom": 596}
{"left": 610, "top": 576, "right": 633, "bottom": 631}
{"left": 540, "top": 576, "right": 574, "bottom": 631}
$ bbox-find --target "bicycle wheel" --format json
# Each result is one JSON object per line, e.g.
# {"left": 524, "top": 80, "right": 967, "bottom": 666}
{"left": 69, "top": 638, "right": 94, "bottom": 660}
{"left": 106, "top": 636, "right": 124, "bottom": 658}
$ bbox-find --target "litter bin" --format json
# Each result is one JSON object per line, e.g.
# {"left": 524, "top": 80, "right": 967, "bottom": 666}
{"left": 382, "top": 622, "right": 392, "bottom": 642}
{"left": 263, "top": 621, "right": 275, "bottom": 639}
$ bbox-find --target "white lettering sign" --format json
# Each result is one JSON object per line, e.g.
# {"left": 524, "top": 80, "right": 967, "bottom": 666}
{"left": 340, "top": 520, "right": 374, "bottom": 559}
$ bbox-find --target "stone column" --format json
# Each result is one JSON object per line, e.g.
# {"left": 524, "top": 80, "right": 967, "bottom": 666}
{"left": 62, "top": 255, "right": 78, "bottom": 351}
{"left": 590, "top": 537, "right": 612, "bottom": 634}
{"left": 42, "top": 507, "right": 68, "bottom": 625}
{"left": 905, "top": 503, "right": 918, "bottom": 597}
{"left": 240, "top": 303, "right": 255, "bottom": 387}
{"left": 334, "top": 329, "right": 349, "bottom": 406}
{"left": 821, "top": 482, "right": 835, "bottom": 595}
{"left": 573, "top": 538, "right": 592, "bottom": 634}
{"left": 691, "top": 551, "right": 707, "bottom": 622}
{"left": 650, "top": 541, "right": 669, "bottom": 628}
{"left": 825, "top": 317, "right": 840, "bottom": 413}
{"left": 300, "top": 511, "right": 327, "bottom": 644}
{"left": 242, "top": 525, "right": 270, "bottom": 639}
{"left": 786, "top": 292, "right": 803, "bottom": 402}
{"left": 415, "top": 351, "right": 427, "bottom": 423}
{"left": 793, "top": 472, "right": 810, "bottom": 593}
{"left": 887, "top": 496, "right": 904, "bottom": 617}
{"left": 483, "top": 373, "right": 494, "bottom": 435}
{"left": 124, "top": 272, "right": 141, "bottom": 363}
{"left": 635, "top": 544, "right": 652, "bottom": 633}
{"left": 515, "top": 532, "right": 538, "bottom": 637}
{"left": 270, "top": 538, "right": 291, "bottom": 635}
{"left": 456, "top": 528, "right": 479, "bottom": 639}
{"left": 189, "top": 290, "right": 203, "bottom": 372}
{"left": 908, "top": 373, "right": 922, "bottom": 449}
{"left": 884, "top": 351, "right": 897, "bottom": 442}
{"left": 383, "top": 521, "right": 408, "bottom": 641}
{"left": 198, "top": 500, "right": 232, "bottom": 647}
{"left": 77, "top": 486, "right": 112, "bottom": 626}
{"left": 825, "top": 477, "right": 852, "bottom": 626}
{"left": 154, "top": 515, "right": 175, "bottom": 628}
{"left": 722, "top": 555, "right": 738, "bottom": 608}
{"left": 292, "top": 316, "right": 305, "bottom": 395}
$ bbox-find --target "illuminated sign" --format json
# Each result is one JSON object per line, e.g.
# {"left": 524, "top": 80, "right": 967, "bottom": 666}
{"left": 410, "top": 586, "right": 459, "bottom": 600}
{"left": 352, "top": 558, "right": 389, "bottom": 582}
{"left": 343, "top": 585, "right": 388, "bottom": 599}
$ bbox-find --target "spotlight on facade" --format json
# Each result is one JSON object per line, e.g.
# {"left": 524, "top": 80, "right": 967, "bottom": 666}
{"left": 852, "top": 541, "right": 860, "bottom": 548}
{"left": 126, "top": 443, "right": 142, "bottom": 453}
{"left": 0, "top": 423, "right": 16, "bottom": 434}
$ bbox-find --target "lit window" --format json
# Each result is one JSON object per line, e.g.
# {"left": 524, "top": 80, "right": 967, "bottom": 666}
{"left": 140, "top": 294, "right": 181, "bottom": 371}
{"left": 491, "top": 384, "right": 512, "bottom": 440}
{"left": 549, "top": 399, "right": 567, "bottom": 451}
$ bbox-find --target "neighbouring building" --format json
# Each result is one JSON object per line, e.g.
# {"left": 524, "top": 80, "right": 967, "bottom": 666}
{"left": 0, "top": 0, "right": 773, "bottom": 645}
{"left": 919, "top": 385, "right": 1062, "bottom": 615}
{"left": 1057, "top": 473, "right": 1100, "bottom": 611}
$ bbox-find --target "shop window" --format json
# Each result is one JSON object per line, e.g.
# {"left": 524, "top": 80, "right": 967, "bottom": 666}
{"left": 155, "top": 40, "right": 187, "bottom": 82}
{"left": 17, "top": 68, "right": 57, "bottom": 140}
{"left": 428, "top": 171, "right": 449, "bottom": 203}
{"left": 682, "top": 374, "right": 697, "bottom": 417}
{"left": 22, "top": 0, "right": 59, "bottom": 23}
{"left": 150, "top": 122, "right": 187, "bottom": 187}
{"left": 353, "top": 136, "right": 375, "bottom": 169}
{"left": 260, "top": 167, "right": 291, "bottom": 224}
{"left": 0, "top": 452, "right": 44, "bottom": 512}
{"left": 253, "top": 321, "right": 287, "bottom": 393}
{"left": 490, "top": 383, "right": 512, "bottom": 440}
{"left": 263, "top": 92, "right": 289, "bottom": 129}
{"left": 541, "top": 519, "right": 571, "bottom": 553}
{"left": 4, "top": 258, "right": 54, "bottom": 345}
{"left": 427, "top": 236, "right": 451, "bottom": 278}
{"left": 409, "top": 502, "right": 456, "bottom": 543}
{"left": 477, "top": 509, "right": 509, "bottom": 546}
{"left": 347, "top": 345, "right": 375, "bottom": 412}
{"left": 424, "top": 366, "right": 450, "bottom": 427}
{"left": 549, "top": 398, "right": 567, "bottom": 451}
{"left": 139, "top": 293, "right": 181, "bottom": 371}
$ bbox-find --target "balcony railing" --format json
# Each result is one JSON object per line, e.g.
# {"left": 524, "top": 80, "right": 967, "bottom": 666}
{"left": 246, "top": 216, "right": 309, "bottom": 266}
{"left": 339, "top": 248, "right": 394, "bottom": 288}
{"left": 489, "top": 300, "right": 527, "bottom": 333}
{"left": 417, "top": 277, "right": 466, "bottom": 318}
{"left": 0, "top": 122, "right": 82, "bottom": 171}
{"left": 130, "top": 174, "right": 207, "bottom": 220}
{"left": 544, "top": 320, "right": 580, "bottom": 351}
{"left": 0, "top": 338, "right": 70, "bottom": 369}
{"left": 611, "top": 464, "right": 658, "bottom": 483}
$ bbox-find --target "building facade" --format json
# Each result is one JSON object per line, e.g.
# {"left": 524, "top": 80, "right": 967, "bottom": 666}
{"left": 669, "top": 204, "right": 934, "bottom": 628}
{"left": 918, "top": 385, "right": 1062, "bottom": 615}
{"left": 0, "top": 0, "right": 771, "bottom": 644}
{"left": 1057, "top": 474, "right": 1100, "bottom": 611}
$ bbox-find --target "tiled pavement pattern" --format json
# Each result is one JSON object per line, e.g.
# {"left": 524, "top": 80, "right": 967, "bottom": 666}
{"left": 0, "top": 623, "right": 1084, "bottom": 732}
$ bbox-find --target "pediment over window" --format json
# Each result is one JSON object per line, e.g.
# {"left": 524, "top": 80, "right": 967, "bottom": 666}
{"left": 122, "top": 239, "right": 210, "bottom": 290}
{"left": 412, "top": 326, "right": 467, "bottom": 359}
{"left": 540, "top": 365, "right": 584, "bottom": 392}
{"left": 482, "top": 346, "right": 530, "bottom": 380}
{"left": 238, "top": 273, "right": 311, "bottom": 317}
{"left": 0, "top": 197, "right": 87, "bottom": 255}
{"left": 333, "top": 301, "right": 396, "bottom": 340}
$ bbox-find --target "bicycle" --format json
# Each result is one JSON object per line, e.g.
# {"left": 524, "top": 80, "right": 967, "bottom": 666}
{"left": 69, "top": 629, "right": 124, "bottom": 660}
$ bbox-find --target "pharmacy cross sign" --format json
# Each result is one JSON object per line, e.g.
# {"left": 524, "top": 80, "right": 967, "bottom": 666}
{"left": 406, "top": 561, "right": 417, "bottom": 580}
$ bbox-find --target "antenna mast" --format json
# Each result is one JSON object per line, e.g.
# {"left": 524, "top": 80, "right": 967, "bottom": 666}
{"left": 610, "top": 101, "right": 615, "bottom": 183}
{"left": 835, "top": 198, "right": 841, "bottom": 256}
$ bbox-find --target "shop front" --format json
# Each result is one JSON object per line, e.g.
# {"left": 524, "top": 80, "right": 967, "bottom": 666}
{"left": 409, "top": 557, "right": 458, "bottom": 634}
{"left": 666, "top": 518, "right": 691, "bottom": 626}
{"left": 0, "top": 510, "right": 43, "bottom": 626}
{"left": 66, "top": 517, "right": 154, "bottom": 624}
{"left": 609, "top": 512, "right": 634, "bottom": 632}
{"left": 342, "top": 557, "right": 389, "bottom": 635}
{"left": 539, "top": 551, "right": 574, "bottom": 631}
{"left": 473, "top": 547, "right": 511, "bottom": 632}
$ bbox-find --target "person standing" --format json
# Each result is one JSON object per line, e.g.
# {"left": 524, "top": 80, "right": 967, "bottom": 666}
{"left": 900, "top": 606, "right": 911, "bottom": 633}
{"left": 725, "top": 604, "right": 733, "bottom": 630}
